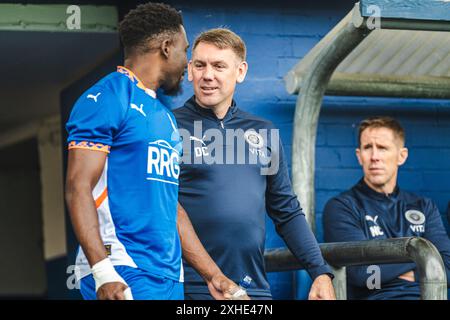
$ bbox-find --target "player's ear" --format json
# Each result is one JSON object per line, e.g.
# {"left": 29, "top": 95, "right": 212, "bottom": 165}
{"left": 160, "top": 38, "right": 172, "bottom": 59}
{"left": 187, "top": 60, "right": 193, "bottom": 82}
{"left": 236, "top": 61, "right": 248, "bottom": 83}
{"left": 398, "top": 147, "right": 408, "bottom": 166}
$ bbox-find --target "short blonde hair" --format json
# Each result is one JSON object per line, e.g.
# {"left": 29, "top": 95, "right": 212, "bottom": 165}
{"left": 193, "top": 28, "right": 246, "bottom": 61}
{"left": 358, "top": 116, "right": 405, "bottom": 146}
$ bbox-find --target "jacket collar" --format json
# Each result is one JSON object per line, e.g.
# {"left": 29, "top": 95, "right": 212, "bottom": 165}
{"left": 355, "top": 178, "right": 400, "bottom": 201}
{"left": 184, "top": 95, "right": 238, "bottom": 122}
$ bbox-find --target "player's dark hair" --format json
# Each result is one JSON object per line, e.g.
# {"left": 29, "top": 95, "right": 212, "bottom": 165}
{"left": 358, "top": 116, "right": 406, "bottom": 146}
{"left": 119, "top": 2, "right": 183, "bottom": 58}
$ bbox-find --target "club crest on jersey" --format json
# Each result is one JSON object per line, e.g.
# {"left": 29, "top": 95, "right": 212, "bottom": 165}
{"left": 147, "top": 140, "right": 180, "bottom": 185}
{"left": 244, "top": 130, "right": 264, "bottom": 149}
{"left": 405, "top": 210, "right": 425, "bottom": 233}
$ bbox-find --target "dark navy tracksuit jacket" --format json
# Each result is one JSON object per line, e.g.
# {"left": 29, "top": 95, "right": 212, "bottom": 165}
{"left": 324, "top": 179, "right": 450, "bottom": 300}
{"left": 174, "top": 96, "right": 332, "bottom": 297}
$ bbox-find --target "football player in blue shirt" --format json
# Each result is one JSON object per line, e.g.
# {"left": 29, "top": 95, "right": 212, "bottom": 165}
{"left": 65, "top": 3, "right": 244, "bottom": 300}
{"left": 323, "top": 116, "right": 450, "bottom": 299}
{"left": 174, "top": 28, "right": 335, "bottom": 300}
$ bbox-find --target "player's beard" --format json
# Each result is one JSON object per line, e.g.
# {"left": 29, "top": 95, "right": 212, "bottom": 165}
{"left": 161, "top": 71, "right": 184, "bottom": 96}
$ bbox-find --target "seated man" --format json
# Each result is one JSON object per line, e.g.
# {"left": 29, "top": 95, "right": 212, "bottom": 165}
{"left": 323, "top": 116, "right": 450, "bottom": 300}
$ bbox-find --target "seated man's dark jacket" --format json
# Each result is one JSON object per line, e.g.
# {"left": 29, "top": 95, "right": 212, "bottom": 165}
{"left": 324, "top": 179, "right": 450, "bottom": 300}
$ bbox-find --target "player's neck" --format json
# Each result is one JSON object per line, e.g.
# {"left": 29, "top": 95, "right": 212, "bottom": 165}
{"left": 123, "top": 56, "right": 161, "bottom": 92}
{"left": 364, "top": 177, "right": 397, "bottom": 196}
{"left": 195, "top": 98, "right": 233, "bottom": 120}
{"left": 213, "top": 105, "right": 230, "bottom": 120}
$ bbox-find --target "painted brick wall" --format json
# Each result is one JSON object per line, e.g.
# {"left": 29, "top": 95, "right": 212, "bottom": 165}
{"left": 162, "top": 1, "right": 450, "bottom": 299}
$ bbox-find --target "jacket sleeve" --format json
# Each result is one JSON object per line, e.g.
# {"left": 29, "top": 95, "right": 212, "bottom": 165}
{"left": 323, "top": 197, "right": 417, "bottom": 288}
{"left": 265, "top": 135, "right": 332, "bottom": 280}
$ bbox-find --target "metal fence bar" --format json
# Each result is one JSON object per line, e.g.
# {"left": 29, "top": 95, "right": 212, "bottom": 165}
{"left": 264, "top": 237, "right": 447, "bottom": 300}
{"left": 290, "top": 5, "right": 370, "bottom": 233}
{"left": 330, "top": 266, "right": 346, "bottom": 300}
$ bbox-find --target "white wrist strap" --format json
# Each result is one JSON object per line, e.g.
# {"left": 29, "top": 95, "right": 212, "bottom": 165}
{"left": 91, "top": 258, "right": 133, "bottom": 300}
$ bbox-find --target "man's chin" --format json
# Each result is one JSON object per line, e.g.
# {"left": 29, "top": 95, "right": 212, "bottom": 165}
{"left": 195, "top": 95, "right": 220, "bottom": 108}
{"left": 366, "top": 176, "right": 387, "bottom": 188}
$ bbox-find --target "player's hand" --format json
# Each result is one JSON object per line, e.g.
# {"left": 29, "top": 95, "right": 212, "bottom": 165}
{"left": 308, "top": 274, "right": 336, "bottom": 300}
{"left": 97, "top": 282, "right": 130, "bottom": 300}
{"left": 398, "top": 270, "right": 415, "bottom": 282}
{"left": 91, "top": 258, "right": 133, "bottom": 300}
{"left": 207, "top": 273, "right": 251, "bottom": 300}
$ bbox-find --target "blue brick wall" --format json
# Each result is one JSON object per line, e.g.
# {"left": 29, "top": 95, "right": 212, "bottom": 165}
{"left": 160, "top": 1, "right": 450, "bottom": 299}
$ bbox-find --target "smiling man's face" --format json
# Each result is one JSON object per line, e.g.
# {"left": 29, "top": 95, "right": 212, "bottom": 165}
{"left": 188, "top": 42, "right": 247, "bottom": 112}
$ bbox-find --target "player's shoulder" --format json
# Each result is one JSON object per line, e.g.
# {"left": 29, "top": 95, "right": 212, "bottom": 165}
{"left": 235, "top": 109, "right": 275, "bottom": 130}
{"left": 400, "top": 188, "right": 428, "bottom": 201}
{"left": 399, "top": 189, "right": 437, "bottom": 213}
{"left": 93, "top": 72, "right": 129, "bottom": 97}
{"left": 324, "top": 187, "right": 359, "bottom": 216}
{"left": 172, "top": 104, "right": 208, "bottom": 128}
{"left": 325, "top": 190, "right": 354, "bottom": 207}
{"left": 75, "top": 72, "right": 129, "bottom": 108}
{"left": 172, "top": 104, "right": 192, "bottom": 118}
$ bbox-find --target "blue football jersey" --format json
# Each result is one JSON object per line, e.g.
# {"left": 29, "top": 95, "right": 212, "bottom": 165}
{"left": 66, "top": 66, "right": 183, "bottom": 282}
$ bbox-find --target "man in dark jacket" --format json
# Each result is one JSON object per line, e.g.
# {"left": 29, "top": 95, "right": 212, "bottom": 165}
{"left": 323, "top": 116, "right": 450, "bottom": 300}
{"left": 174, "top": 28, "right": 335, "bottom": 300}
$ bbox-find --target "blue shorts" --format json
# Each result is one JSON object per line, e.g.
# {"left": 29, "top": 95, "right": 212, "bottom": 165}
{"left": 80, "top": 266, "right": 184, "bottom": 300}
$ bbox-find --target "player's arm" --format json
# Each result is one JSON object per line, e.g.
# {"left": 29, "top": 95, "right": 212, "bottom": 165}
{"left": 265, "top": 135, "right": 335, "bottom": 300}
{"left": 176, "top": 203, "right": 249, "bottom": 300}
{"left": 65, "top": 148, "right": 130, "bottom": 300}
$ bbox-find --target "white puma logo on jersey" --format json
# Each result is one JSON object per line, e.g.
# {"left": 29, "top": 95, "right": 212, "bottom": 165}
{"left": 130, "top": 103, "right": 146, "bottom": 117}
{"left": 365, "top": 215, "right": 379, "bottom": 224}
{"left": 87, "top": 92, "right": 101, "bottom": 102}
{"left": 189, "top": 135, "right": 207, "bottom": 146}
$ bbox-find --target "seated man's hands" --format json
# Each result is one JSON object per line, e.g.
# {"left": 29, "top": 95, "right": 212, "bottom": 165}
{"left": 398, "top": 270, "right": 415, "bottom": 282}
